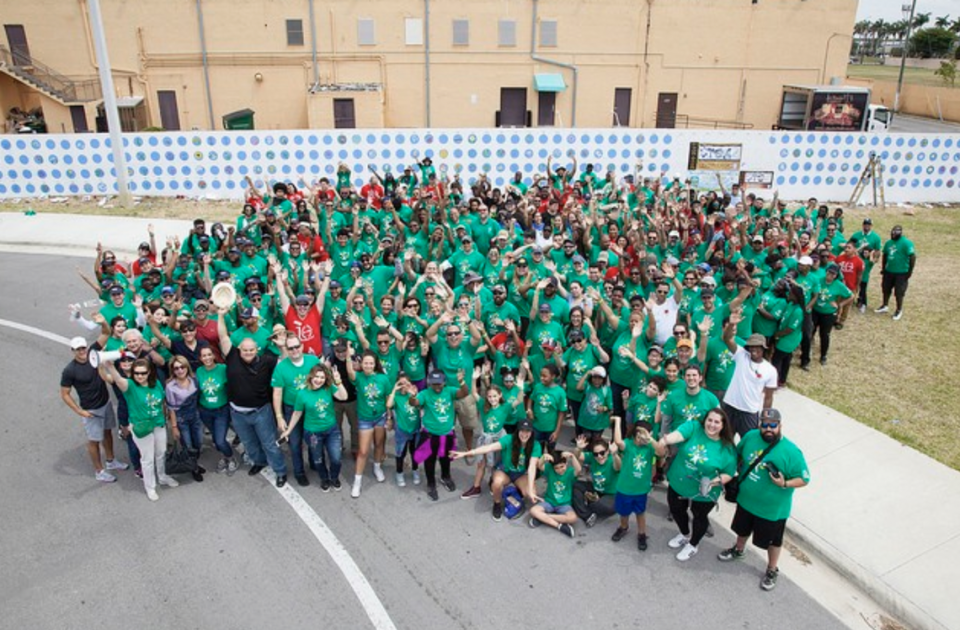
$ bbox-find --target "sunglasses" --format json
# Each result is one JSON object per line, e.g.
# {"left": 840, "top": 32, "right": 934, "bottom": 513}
{"left": 195, "top": 306, "right": 208, "bottom": 311}
{"left": 133, "top": 371, "right": 149, "bottom": 376}
{"left": 593, "top": 450, "right": 608, "bottom": 457}
{"left": 760, "top": 422, "right": 780, "bottom": 429}
{"left": 287, "top": 344, "right": 302, "bottom": 350}
{"left": 656, "top": 290, "right": 669, "bottom": 295}
{"left": 173, "top": 365, "right": 187, "bottom": 372}
{"left": 377, "top": 340, "right": 391, "bottom": 345}
{"left": 446, "top": 331, "right": 462, "bottom": 337}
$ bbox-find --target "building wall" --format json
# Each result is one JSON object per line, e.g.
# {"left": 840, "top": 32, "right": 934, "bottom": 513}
{"left": 1, "top": 0, "right": 857, "bottom": 131}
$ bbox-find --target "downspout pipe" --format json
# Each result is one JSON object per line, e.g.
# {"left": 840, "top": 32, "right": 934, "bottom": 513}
{"left": 530, "top": 0, "right": 577, "bottom": 126}
{"left": 195, "top": 0, "right": 215, "bottom": 129}
{"left": 424, "top": 0, "right": 431, "bottom": 127}
{"left": 308, "top": 0, "right": 319, "bottom": 88}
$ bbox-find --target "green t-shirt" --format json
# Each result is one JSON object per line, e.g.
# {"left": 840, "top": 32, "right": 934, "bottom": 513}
{"left": 393, "top": 392, "right": 421, "bottom": 434}
{"left": 375, "top": 345, "right": 402, "bottom": 383}
{"left": 627, "top": 390, "right": 662, "bottom": 437}
{"left": 230, "top": 325, "right": 273, "bottom": 356}
{"left": 736, "top": 430, "right": 811, "bottom": 521}
{"left": 814, "top": 278, "right": 853, "bottom": 315}
{"left": 417, "top": 386, "right": 459, "bottom": 435}
{"left": 584, "top": 451, "right": 618, "bottom": 495}
{"left": 498, "top": 434, "right": 543, "bottom": 473}
{"left": 354, "top": 372, "right": 390, "bottom": 419}
{"left": 666, "top": 420, "right": 737, "bottom": 502}
{"left": 196, "top": 364, "right": 228, "bottom": 409}
{"left": 99, "top": 301, "right": 140, "bottom": 330}
{"left": 527, "top": 319, "right": 565, "bottom": 357}
{"left": 431, "top": 339, "right": 479, "bottom": 386}
{"left": 294, "top": 386, "right": 337, "bottom": 432}
{"left": 543, "top": 464, "right": 576, "bottom": 506}
{"left": 703, "top": 337, "right": 738, "bottom": 393}
{"left": 400, "top": 348, "right": 427, "bottom": 381}
{"left": 579, "top": 383, "right": 613, "bottom": 432}
{"left": 775, "top": 303, "right": 804, "bottom": 353}
{"left": 529, "top": 383, "right": 568, "bottom": 433}
{"left": 662, "top": 388, "right": 719, "bottom": 426}
{"left": 563, "top": 344, "right": 601, "bottom": 402}
{"left": 753, "top": 291, "right": 787, "bottom": 338}
{"left": 882, "top": 236, "right": 915, "bottom": 274}
{"left": 794, "top": 271, "right": 821, "bottom": 313}
{"left": 271, "top": 355, "right": 320, "bottom": 406}
{"left": 482, "top": 403, "right": 512, "bottom": 435}
{"left": 122, "top": 381, "right": 166, "bottom": 438}
{"left": 615, "top": 439, "right": 656, "bottom": 496}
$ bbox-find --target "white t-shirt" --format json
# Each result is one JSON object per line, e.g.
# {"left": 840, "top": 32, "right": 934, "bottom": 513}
{"left": 723, "top": 346, "right": 778, "bottom": 413}
{"left": 648, "top": 294, "right": 680, "bottom": 346}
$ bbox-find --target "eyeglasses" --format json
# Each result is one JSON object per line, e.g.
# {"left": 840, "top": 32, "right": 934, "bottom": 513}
{"left": 250, "top": 296, "right": 263, "bottom": 302}
{"left": 458, "top": 303, "right": 470, "bottom": 308}
{"left": 425, "top": 292, "right": 435, "bottom": 297}
{"left": 760, "top": 422, "right": 780, "bottom": 429}
{"left": 133, "top": 371, "right": 149, "bottom": 376}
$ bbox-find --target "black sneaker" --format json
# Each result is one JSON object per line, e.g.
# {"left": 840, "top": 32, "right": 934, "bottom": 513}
{"left": 585, "top": 513, "right": 598, "bottom": 528}
{"left": 427, "top": 485, "right": 439, "bottom": 501}
{"left": 637, "top": 533, "right": 648, "bottom": 551}
{"left": 718, "top": 546, "right": 745, "bottom": 562}
{"left": 492, "top": 502, "right": 503, "bottom": 522}
{"left": 705, "top": 523, "right": 715, "bottom": 538}
{"left": 760, "top": 568, "right": 779, "bottom": 591}
{"left": 296, "top": 474, "right": 310, "bottom": 487}
{"left": 191, "top": 470, "right": 204, "bottom": 483}
{"left": 820, "top": 357, "right": 827, "bottom": 366}
{"left": 800, "top": 363, "right": 810, "bottom": 372}
{"left": 611, "top": 526, "right": 629, "bottom": 542}
{"left": 440, "top": 477, "right": 456, "bottom": 492}
{"left": 275, "top": 475, "right": 287, "bottom": 488}
{"left": 248, "top": 464, "right": 264, "bottom": 476}
{"left": 320, "top": 479, "right": 331, "bottom": 493}
{"left": 528, "top": 517, "right": 542, "bottom": 529}
{"left": 558, "top": 523, "right": 575, "bottom": 538}
{"left": 331, "top": 478, "right": 342, "bottom": 492}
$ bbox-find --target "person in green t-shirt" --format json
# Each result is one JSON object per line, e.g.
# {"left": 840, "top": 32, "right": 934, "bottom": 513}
{"left": 528, "top": 451, "right": 581, "bottom": 538}
{"left": 718, "top": 408, "right": 810, "bottom": 593}
{"left": 279, "top": 364, "right": 349, "bottom": 489}
{"left": 526, "top": 364, "right": 568, "bottom": 450}
{"left": 812, "top": 264, "right": 854, "bottom": 366}
{"left": 770, "top": 283, "right": 805, "bottom": 388}
{"left": 386, "top": 375, "right": 423, "bottom": 487}
{"left": 196, "top": 346, "right": 235, "bottom": 473}
{"left": 610, "top": 416, "right": 658, "bottom": 551}
{"left": 876, "top": 225, "right": 916, "bottom": 320}
{"left": 571, "top": 434, "right": 621, "bottom": 527}
{"left": 660, "top": 408, "right": 738, "bottom": 562}
{"left": 345, "top": 348, "right": 392, "bottom": 498}
{"left": 459, "top": 381, "right": 526, "bottom": 500}
{"left": 576, "top": 366, "right": 613, "bottom": 438}
{"left": 409, "top": 370, "right": 469, "bottom": 501}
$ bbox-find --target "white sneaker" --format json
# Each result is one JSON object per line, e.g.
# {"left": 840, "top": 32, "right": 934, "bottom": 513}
{"left": 216, "top": 457, "right": 228, "bottom": 473}
{"left": 412, "top": 470, "right": 421, "bottom": 485}
{"left": 373, "top": 463, "right": 386, "bottom": 483}
{"left": 146, "top": 489, "right": 160, "bottom": 502}
{"left": 893, "top": 310, "right": 903, "bottom": 321}
{"left": 874, "top": 305, "right": 889, "bottom": 314}
{"left": 158, "top": 476, "right": 180, "bottom": 487}
{"left": 858, "top": 304, "right": 866, "bottom": 314}
{"left": 226, "top": 457, "right": 239, "bottom": 476}
{"left": 95, "top": 470, "right": 117, "bottom": 483}
{"left": 105, "top": 459, "right": 129, "bottom": 471}
{"left": 668, "top": 533, "right": 689, "bottom": 549}
{"left": 395, "top": 472, "right": 406, "bottom": 487}
{"left": 351, "top": 477, "right": 362, "bottom": 498}
{"left": 676, "top": 542, "right": 699, "bottom": 562}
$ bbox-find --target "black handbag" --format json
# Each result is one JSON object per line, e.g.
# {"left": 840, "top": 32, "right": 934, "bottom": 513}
{"left": 165, "top": 441, "right": 198, "bottom": 476}
{"left": 724, "top": 439, "right": 779, "bottom": 503}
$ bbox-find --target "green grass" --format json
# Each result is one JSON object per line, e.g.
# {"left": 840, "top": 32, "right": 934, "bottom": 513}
{"left": 847, "top": 63, "right": 956, "bottom": 88}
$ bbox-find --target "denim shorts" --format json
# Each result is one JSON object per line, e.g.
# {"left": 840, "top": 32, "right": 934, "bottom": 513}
{"left": 394, "top": 427, "right": 419, "bottom": 457}
{"left": 615, "top": 492, "right": 649, "bottom": 516}
{"left": 538, "top": 501, "right": 573, "bottom": 515}
{"left": 358, "top": 414, "right": 387, "bottom": 431}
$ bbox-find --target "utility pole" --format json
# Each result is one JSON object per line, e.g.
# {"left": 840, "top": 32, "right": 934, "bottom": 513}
{"left": 87, "top": 0, "right": 132, "bottom": 206}
{"left": 894, "top": 0, "right": 917, "bottom": 120}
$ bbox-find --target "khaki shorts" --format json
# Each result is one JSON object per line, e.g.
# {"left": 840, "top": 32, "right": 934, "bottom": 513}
{"left": 474, "top": 429, "right": 506, "bottom": 467}
{"left": 454, "top": 393, "right": 480, "bottom": 432}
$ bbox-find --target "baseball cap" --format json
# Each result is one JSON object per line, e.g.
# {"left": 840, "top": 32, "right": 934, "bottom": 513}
{"left": 70, "top": 336, "right": 88, "bottom": 350}
{"left": 295, "top": 294, "right": 311, "bottom": 305}
{"left": 427, "top": 371, "right": 446, "bottom": 385}
{"left": 668, "top": 230, "right": 680, "bottom": 239}
{"left": 745, "top": 333, "right": 767, "bottom": 349}
{"left": 138, "top": 241, "right": 151, "bottom": 250}
{"left": 109, "top": 286, "right": 124, "bottom": 295}
{"left": 798, "top": 255, "right": 813, "bottom": 266}
{"left": 760, "top": 408, "right": 782, "bottom": 423}
{"left": 752, "top": 235, "right": 764, "bottom": 243}
{"left": 161, "top": 286, "right": 176, "bottom": 296}
{"left": 240, "top": 307, "right": 258, "bottom": 320}
{"left": 568, "top": 330, "right": 585, "bottom": 342}
{"left": 700, "top": 276, "right": 717, "bottom": 286}
{"left": 517, "top": 419, "right": 534, "bottom": 433}
{"left": 677, "top": 338, "right": 695, "bottom": 350}
{"left": 825, "top": 263, "right": 841, "bottom": 275}
{"left": 590, "top": 366, "right": 607, "bottom": 378}
{"left": 539, "top": 303, "right": 552, "bottom": 313}
{"left": 463, "top": 271, "right": 482, "bottom": 285}
{"left": 862, "top": 218, "right": 873, "bottom": 225}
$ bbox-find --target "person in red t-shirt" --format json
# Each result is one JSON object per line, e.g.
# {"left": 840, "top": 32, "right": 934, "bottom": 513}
{"left": 130, "top": 225, "right": 158, "bottom": 277}
{"left": 834, "top": 239, "right": 865, "bottom": 328}
{"left": 360, "top": 176, "right": 385, "bottom": 210}
{"left": 274, "top": 259, "right": 333, "bottom": 357}
{"left": 295, "top": 224, "right": 329, "bottom": 262}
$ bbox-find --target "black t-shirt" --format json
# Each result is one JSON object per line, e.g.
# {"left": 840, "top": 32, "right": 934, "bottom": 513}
{"left": 61, "top": 359, "right": 110, "bottom": 410}
{"left": 329, "top": 353, "right": 357, "bottom": 402}
{"left": 225, "top": 348, "right": 278, "bottom": 408}
{"left": 171, "top": 338, "right": 210, "bottom": 372}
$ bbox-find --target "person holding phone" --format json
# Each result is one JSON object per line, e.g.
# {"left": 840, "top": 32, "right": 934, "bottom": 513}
{"left": 717, "top": 408, "right": 810, "bottom": 592}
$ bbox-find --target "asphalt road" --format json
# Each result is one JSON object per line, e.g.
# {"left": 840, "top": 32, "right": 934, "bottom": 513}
{"left": 888, "top": 113, "right": 960, "bottom": 134}
{"left": 0, "top": 251, "right": 848, "bottom": 630}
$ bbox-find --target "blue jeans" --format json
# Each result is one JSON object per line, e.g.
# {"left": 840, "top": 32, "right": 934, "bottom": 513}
{"left": 282, "top": 403, "right": 306, "bottom": 477}
{"left": 304, "top": 426, "right": 342, "bottom": 482}
{"left": 199, "top": 405, "right": 234, "bottom": 457}
{"left": 176, "top": 408, "right": 204, "bottom": 455}
{"left": 230, "top": 404, "right": 287, "bottom": 475}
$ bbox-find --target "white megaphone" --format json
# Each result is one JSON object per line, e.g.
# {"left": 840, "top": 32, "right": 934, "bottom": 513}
{"left": 89, "top": 349, "right": 124, "bottom": 368}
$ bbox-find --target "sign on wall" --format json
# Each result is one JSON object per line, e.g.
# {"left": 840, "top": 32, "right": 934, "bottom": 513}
{"left": 740, "top": 170, "right": 775, "bottom": 189}
{"left": 688, "top": 142, "right": 743, "bottom": 171}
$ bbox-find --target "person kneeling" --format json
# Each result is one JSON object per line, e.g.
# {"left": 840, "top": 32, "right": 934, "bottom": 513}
{"left": 528, "top": 450, "right": 581, "bottom": 538}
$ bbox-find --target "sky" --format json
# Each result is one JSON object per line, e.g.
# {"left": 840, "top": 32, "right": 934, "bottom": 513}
{"left": 856, "top": 0, "right": 955, "bottom": 22}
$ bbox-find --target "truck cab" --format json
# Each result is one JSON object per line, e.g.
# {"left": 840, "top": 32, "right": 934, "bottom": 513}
{"left": 866, "top": 105, "right": 890, "bottom": 132}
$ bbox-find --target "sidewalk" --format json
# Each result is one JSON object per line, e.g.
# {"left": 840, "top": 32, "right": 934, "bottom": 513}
{"left": 2, "top": 210, "right": 959, "bottom": 630}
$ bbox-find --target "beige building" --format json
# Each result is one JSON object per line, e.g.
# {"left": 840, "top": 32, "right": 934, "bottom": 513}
{"left": 1, "top": 0, "right": 857, "bottom": 133}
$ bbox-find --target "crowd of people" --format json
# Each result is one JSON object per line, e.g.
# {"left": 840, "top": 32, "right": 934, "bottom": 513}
{"left": 60, "top": 156, "right": 917, "bottom": 590}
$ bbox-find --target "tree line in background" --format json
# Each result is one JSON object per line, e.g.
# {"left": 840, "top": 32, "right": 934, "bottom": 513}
{"left": 853, "top": 13, "right": 959, "bottom": 60}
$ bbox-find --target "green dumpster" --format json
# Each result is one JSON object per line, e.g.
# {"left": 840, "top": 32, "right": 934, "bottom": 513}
{"left": 222, "top": 108, "right": 255, "bottom": 130}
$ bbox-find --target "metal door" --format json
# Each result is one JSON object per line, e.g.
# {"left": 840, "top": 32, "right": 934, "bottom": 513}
{"left": 157, "top": 90, "right": 181, "bottom": 131}
{"left": 499, "top": 88, "right": 527, "bottom": 127}
{"left": 4, "top": 25, "right": 30, "bottom": 65}
{"left": 655, "top": 92, "right": 678, "bottom": 129}
{"left": 614, "top": 88, "right": 632, "bottom": 126}
{"left": 70, "top": 105, "right": 89, "bottom": 133}
{"left": 537, "top": 91, "right": 555, "bottom": 127}
{"left": 333, "top": 98, "right": 356, "bottom": 128}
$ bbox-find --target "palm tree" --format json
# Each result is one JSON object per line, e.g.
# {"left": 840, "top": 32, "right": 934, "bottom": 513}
{"left": 871, "top": 18, "right": 887, "bottom": 56}
{"left": 912, "top": 12, "right": 931, "bottom": 29}
{"left": 934, "top": 15, "right": 951, "bottom": 29}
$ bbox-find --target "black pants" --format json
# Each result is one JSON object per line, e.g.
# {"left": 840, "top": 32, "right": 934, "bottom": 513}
{"left": 881, "top": 272, "right": 909, "bottom": 309}
{"left": 857, "top": 280, "right": 869, "bottom": 307}
{"left": 721, "top": 402, "right": 759, "bottom": 438}
{"left": 771, "top": 348, "right": 793, "bottom": 386}
{"left": 811, "top": 310, "right": 837, "bottom": 360}
{"left": 395, "top": 435, "right": 419, "bottom": 473}
{"left": 569, "top": 399, "right": 583, "bottom": 438}
{"left": 423, "top": 433, "right": 451, "bottom": 488}
{"left": 667, "top": 487, "right": 714, "bottom": 547}
{"left": 798, "top": 311, "right": 813, "bottom": 367}
{"left": 571, "top": 480, "right": 617, "bottom": 523}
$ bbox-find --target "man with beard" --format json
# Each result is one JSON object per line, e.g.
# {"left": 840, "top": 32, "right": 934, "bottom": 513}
{"left": 875, "top": 225, "right": 916, "bottom": 321}
{"left": 717, "top": 408, "right": 810, "bottom": 592}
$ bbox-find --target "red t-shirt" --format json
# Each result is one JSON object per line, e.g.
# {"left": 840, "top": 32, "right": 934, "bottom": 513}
{"left": 296, "top": 234, "right": 329, "bottom": 262}
{"left": 834, "top": 253, "right": 864, "bottom": 291}
{"left": 360, "top": 183, "right": 385, "bottom": 209}
{"left": 131, "top": 254, "right": 157, "bottom": 277}
{"left": 285, "top": 305, "right": 323, "bottom": 356}
{"left": 193, "top": 318, "right": 223, "bottom": 363}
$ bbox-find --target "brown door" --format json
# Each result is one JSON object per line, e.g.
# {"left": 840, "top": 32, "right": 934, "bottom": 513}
{"left": 499, "top": 88, "right": 527, "bottom": 127}
{"left": 333, "top": 98, "right": 356, "bottom": 128}
{"left": 613, "top": 88, "right": 632, "bottom": 127}
{"left": 70, "top": 105, "right": 89, "bottom": 133}
{"left": 537, "top": 91, "right": 556, "bottom": 126}
{"left": 157, "top": 90, "right": 181, "bottom": 131}
{"left": 655, "top": 92, "right": 678, "bottom": 128}
{"left": 4, "top": 25, "right": 31, "bottom": 65}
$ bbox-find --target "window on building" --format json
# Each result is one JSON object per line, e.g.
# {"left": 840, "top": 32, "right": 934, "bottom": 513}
{"left": 539, "top": 20, "right": 557, "bottom": 47}
{"left": 452, "top": 19, "right": 469, "bottom": 46}
{"left": 614, "top": 88, "right": 632, "bottom": 127}
{"left": 405, "top": 17, "right": 423, "bottom": 45}
{"left": 286, "top": 19, "right": 304, "bottom": 46}
{"left": 498, "top": 19, "right": 517, "bottom": 47}
{"left": 358, "top": 18, "right": 376, "bottom": 46}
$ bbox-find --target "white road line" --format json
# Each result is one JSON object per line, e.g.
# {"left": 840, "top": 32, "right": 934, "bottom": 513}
{"left": 261, "top": 469, "right": 398, "bottom": 630}
{"left": 0, "top": 317, "right": 397, "bottom": 630}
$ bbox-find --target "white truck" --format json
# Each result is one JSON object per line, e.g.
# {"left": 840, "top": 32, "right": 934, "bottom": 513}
{"left": 777, "top": 85, "right": 890, "bottom": 132}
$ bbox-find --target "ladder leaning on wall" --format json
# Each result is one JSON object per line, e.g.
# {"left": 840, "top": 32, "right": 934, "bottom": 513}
{"left": 849, "top": 152, "right": 886, "bottom": 209}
